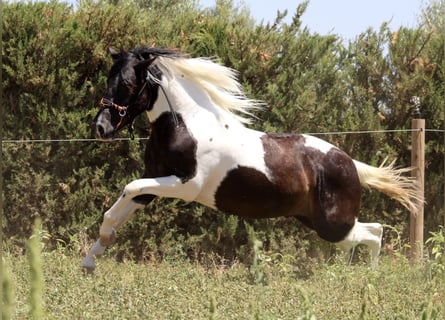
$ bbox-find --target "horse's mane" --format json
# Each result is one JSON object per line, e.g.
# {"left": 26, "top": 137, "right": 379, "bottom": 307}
{"left": 142, "top": 49, "right": 262, "bottom": 124}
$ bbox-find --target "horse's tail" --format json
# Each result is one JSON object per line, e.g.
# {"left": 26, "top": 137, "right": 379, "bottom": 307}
{"left": 353, "top": 158, "right": 422, "bottom": 213}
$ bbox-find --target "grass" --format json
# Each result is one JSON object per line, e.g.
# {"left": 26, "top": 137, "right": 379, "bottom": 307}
{"left": 2, "top": 247, "right": 444, "bottom": 320}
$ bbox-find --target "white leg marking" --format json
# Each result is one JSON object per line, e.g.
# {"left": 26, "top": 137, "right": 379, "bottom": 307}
{"left": 114, "top": 201, "right": 144, "bottom": 229}
{"left": 336, "top": 219, "right": 383, "bottom": 269}
{"left": 83, "top": 175, "right": 201, "bottom": 272}
{"left": 99, "top": 200, "right": 144, "bottom": 239}
{"left": 82, "top": 201, "right": 143, "bottom": 272}
{"left": 82, "top": 239, "right": 107, "bottom": 272}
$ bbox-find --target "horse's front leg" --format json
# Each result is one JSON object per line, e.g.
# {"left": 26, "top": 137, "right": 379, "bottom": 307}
{"left": 82, "top": 175, "right": 199, "bottom": 273}
{"left": 82, "top": 200, "right": 145, "bottom": 273}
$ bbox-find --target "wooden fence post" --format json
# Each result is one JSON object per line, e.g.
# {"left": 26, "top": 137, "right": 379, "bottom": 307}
{"left": 410, "top": 100, "right": 425, "bottom": 262}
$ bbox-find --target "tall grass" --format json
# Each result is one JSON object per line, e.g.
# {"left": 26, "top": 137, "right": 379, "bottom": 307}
{"left": 1, "top": 261, "right": 14, "bottom": 320}
{"left": 2, "top": 218, "right": 45, "bottom": 320}
{"left": 27, "top": 218, "right": 44, "bottom": 319}
{"left": 2, "top": 226, "right": 444, "bottom": 319}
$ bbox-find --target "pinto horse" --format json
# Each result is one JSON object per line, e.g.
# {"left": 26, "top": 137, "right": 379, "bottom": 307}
{"left": 82, "top": 47, "right": 420, "bottom": 272}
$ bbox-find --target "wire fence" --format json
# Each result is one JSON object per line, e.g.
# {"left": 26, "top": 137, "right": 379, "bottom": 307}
{"left": 1, "top": 128, "right": 443, "bottom": 145}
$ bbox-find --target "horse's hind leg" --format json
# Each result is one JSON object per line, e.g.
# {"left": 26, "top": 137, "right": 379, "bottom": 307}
{"left": 336, "top": 219, "right": 383, "bottom": 269}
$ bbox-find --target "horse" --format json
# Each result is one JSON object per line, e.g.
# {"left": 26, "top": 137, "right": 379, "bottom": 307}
{"left": 82, "top": 47, "right": 420, "bottom": 272}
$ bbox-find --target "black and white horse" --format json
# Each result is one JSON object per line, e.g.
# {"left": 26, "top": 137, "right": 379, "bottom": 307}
{"left": 82, "top": 47, "right": 419, "bottom": 272}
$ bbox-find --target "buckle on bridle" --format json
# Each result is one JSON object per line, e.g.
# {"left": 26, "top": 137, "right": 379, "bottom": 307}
{"left": 99, "top": 98, "right": 128, "bottom": 114}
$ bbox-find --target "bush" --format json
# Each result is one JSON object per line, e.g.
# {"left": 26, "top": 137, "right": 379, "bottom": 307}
{"left": 2, "top": 0, "right": 444, "bottom": 264}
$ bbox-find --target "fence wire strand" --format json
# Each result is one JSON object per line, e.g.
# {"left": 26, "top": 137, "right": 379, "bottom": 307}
{"left": 1, "top": 128, "right": 443, "bottom": 145}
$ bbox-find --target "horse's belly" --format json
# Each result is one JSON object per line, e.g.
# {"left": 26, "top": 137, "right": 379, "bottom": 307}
{"left": 213, "top": 165, "right": 312, "bottom": 219}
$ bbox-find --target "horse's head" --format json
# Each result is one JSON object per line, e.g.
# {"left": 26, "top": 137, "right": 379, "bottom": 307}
{"left": 94, "top": 48, "right": 166, "bottom": 140}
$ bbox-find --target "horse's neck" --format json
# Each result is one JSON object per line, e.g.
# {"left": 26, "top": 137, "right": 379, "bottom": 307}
{"left": 147, "top": 77, "right": 244, "bottom": 129}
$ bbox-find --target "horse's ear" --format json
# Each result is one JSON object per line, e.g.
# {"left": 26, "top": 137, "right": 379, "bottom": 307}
{"left": 108, "top": 47, "right": 122, "bottom": 61}
{"left": 135, "top": 56, "right": 157, "bottom": 71}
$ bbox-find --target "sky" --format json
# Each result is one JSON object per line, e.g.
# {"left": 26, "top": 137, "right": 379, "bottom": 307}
{"left": 199, "top": 0, "right": 425, "bottom": 41}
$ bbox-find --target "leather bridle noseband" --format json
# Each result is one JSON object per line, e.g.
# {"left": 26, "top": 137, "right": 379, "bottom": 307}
{"left": 99, "top": 98, "right": 128, "bottom": 116}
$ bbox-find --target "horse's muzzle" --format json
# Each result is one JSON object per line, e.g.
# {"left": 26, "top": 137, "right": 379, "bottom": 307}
{"left": 94, "top": 109, "right": 115, "bottom": 140}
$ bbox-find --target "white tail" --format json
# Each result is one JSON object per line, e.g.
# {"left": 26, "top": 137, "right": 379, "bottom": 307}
{"left": 353, "top": 159, "right": 423, "bottom": 213}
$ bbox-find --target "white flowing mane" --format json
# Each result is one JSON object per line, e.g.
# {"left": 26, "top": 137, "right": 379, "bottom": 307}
{"left": 153, "top": 56, "right": 262, "bottom": 124}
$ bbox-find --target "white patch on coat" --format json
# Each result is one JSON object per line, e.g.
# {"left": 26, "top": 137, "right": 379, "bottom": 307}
{"left": 303, "top": 134, "right": 336, "bottom": 154}
{"left": 147, "top": 73, "right": 269, "bottom": 208}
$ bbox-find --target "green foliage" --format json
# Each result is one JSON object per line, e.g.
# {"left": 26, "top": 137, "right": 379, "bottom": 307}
{"left": 2, "top": 0, "right": 444, "bottom": 267}
{"left": 425, "top": 226, "right": 445, "bottom": 278}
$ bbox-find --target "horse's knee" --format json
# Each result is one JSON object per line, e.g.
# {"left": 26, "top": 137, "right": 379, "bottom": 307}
{"left": 337, "top": 220, "right": 383, "bottom": 267}
{"left": 123, "top": 180, "right": 146, "bottom": 197}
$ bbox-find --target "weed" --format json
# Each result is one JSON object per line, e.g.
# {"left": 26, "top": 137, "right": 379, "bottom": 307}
{"left": 425, "top": 226, "right": 444, "bottom": 279}
{"left": 252, "top": 239, "right": 267, "bottom": 285}
{"left": 359, "top": 282, "right": 379, "bottom": 320}
{"left": 383, "top": 224, "right": 411, "bottom": 261}
{"left": 27, "top": 218, "right": 45, "bottom": 319}
{"left": 294, "top": 286, "right": 316, "bottom": 320}
{"left": 208, "top": 295, "right": 217, "bottom": 320}
{"left": 1, "top": 261, "right": 14, "bottom": 320}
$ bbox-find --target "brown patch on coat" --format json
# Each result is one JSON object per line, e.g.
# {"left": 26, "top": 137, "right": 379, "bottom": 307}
{"left": 214, "top": 133, "right": 362, "bottom": 242}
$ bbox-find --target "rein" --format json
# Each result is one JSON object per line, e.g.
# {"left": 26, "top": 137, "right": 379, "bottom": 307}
{"left": 159, "top": 84, "right": 179, "bottom": 128}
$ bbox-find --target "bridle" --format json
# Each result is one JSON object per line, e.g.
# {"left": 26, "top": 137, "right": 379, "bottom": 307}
{"left": 98, "top": 72, "right": 151, "bottom": 139}
{"left": 98, "top": 97, "right": 135, "bottom": 139}
{"left": 99, "top": 98, "right": 128, "bottom": 116}
{"left": 98, "top": 66, "right": 179, "bottom": 139}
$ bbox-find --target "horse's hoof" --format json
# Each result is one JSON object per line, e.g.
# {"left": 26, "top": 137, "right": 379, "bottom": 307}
{"left": 81, "top": 256, "right": 96, "bottom": 274}
{"left": 82, "top": 265, "right": 95, "bottom": 275}
{"left": 81, "top": 261, "right": 96, "bottom": 275}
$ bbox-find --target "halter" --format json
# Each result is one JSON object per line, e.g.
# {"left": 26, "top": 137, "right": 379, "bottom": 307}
{"left": 99, "top": 69, "right": 179, "bottom": 139}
